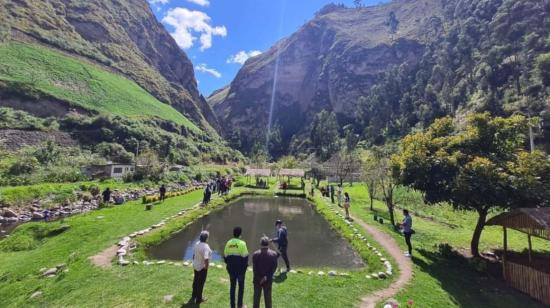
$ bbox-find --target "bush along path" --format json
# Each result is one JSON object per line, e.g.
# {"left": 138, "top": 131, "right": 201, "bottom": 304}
{"left": 318, "top": 194, "right": 413, "bottom": 308}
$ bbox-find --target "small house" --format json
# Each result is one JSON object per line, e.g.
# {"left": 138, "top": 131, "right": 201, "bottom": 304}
{"left": 81, "top": 163, "right": 135, "bottom": 179}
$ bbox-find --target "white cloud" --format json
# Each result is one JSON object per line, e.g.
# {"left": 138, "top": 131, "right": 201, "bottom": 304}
{"left": 162, "top": 7, "right": 227, "bottom": 51}
{"left": 187, "top": 0, "right": 210, "bottom": 6}
{"left": 148, "top": 0, "right": 169, "bottom": 5}
{"left": 226, "top": 50, "right": 262, "bottom": 65}
{"left": 195, "top": 63, "right": 222, "bottom": 78}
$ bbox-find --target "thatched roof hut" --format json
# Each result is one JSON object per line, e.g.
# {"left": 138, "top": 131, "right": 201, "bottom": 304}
{"left": 244, "top": 168, "right": 271, "bottom": 177}
{"left": 486, "top": 208, "right": 550, "bottom": 305}
{"left": 278, "top": 169, "right": 305, "bottom": 178}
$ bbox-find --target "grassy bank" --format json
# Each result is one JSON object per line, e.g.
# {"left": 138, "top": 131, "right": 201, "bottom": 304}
{"left": 0, "top": 184, "right": 393, "bottom": 307}
{"left": 340, "top": 184, "right": 549, "bottom": 308}
{"left": 0, "top": 42, "right": 199, "bottom": 131}
{"left": 0, "top": 180, "right": 147, "bottom": 208}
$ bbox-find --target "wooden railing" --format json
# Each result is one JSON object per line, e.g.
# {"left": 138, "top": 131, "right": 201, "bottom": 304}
{"left": 504, "top": 261, "right": 550, "bottom": 306}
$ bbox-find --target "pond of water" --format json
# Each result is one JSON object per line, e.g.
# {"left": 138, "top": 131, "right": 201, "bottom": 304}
{"left": 148, "top": 196, "right": 364, "bottom": 269}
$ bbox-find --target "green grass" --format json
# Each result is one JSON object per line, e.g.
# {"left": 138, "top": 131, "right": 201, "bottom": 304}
{"left": 0, "top": 42, "right": 199, "bottom": 132}
{"left": 0, "top": 180, "right": 146, "bottom": 208}
{"left": 340, "top": 183, "right": 549, "bottom": 308}
{"left": 0, "top": 183, "right": 394, "bottom": 307}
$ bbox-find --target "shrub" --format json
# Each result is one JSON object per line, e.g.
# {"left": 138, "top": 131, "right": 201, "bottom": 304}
{"left": 0, "top": 234, "right": 38, "bottom": 252}
{"left": 89, "top": 185, "right": 100, "bottom": 197}
{"left": 8, "top": 156, "right": 39, "bottom": 175}
{"left": 81, "top": 192, "right": 93, "bottom": 202}
{"left": 194, "top": 172, "right": 203, "bottom": 181}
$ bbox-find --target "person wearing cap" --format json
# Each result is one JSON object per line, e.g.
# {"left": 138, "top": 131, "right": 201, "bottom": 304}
{"left": 224, "top": 227, "right": 249, "bottom": 308}
{"left": 252, "top": 236, "right": 279, "bottom": 308}
{"left": 271, "top": 220, "right": 290, "bottom": 272}
{"left": 191, "top": 230, "right": 212, "bottom": 304}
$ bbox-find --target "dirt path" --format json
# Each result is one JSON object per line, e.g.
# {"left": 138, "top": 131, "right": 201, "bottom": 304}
{"left": 354, "top": 217, "right": 413, "bottom": 308}
{"left": 88, "top": 199, "right": 207, "bottom": 268}
{"left": 89, "top": 245, "right": 119, "bottom": 268}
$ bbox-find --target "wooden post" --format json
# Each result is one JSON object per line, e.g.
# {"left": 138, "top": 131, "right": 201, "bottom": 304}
{"left": 527, "top": 234, "right": 533, "bottom": 265}
{"left": 503, "top": 227, "right": 507, "bottom": 279}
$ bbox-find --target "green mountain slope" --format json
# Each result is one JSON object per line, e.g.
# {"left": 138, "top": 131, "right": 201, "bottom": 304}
{"left": 0, "top": 42, "right": 199, "bottom": 132}
{"left": 1, "top": 0, "right": 220, "bottom": 132}
{"left": 211, "top": 0, "right": 550, "bottom": 157}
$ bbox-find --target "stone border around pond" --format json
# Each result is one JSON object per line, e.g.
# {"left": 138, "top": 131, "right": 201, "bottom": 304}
{"left": 113, "top": 188, "right": 395, "bottom": 281}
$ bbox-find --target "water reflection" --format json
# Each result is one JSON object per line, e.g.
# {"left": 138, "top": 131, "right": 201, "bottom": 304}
{"left": 148, "top": 197, "right": 364, "bottom": 268}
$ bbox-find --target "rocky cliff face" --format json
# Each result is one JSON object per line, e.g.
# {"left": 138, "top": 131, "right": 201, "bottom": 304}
{"left": 210, "top": 0, "right": 447, "bottom": 154}
{"left": 3, "top": 0, "right": 219, "bottom": 131}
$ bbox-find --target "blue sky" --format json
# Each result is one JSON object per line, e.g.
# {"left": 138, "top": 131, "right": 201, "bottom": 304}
{"left": 149, "top": 0, "right": 387, "bottom": 96}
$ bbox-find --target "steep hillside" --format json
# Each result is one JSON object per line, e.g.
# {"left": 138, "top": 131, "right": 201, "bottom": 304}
{"left": 0, "top": 0, "right": 243, "bottom": 169}
{"left": 1, "top": 0, "right": 219, "bottom": 132}
{"left": 212, "top": 0, "right": 550, "bottom": 157}
{"left": 0, "top": 42, "right": 199, "bottom": 131}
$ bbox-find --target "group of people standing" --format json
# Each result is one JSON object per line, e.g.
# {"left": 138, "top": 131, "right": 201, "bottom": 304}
{"left": 190, "top": 220, "right": 290, "bottom": 308}
{"left": 319, "top": 184, "right": 352, "bottom": 220}
{"left": 203, "top": 176, "right": 233, "bottom": 205}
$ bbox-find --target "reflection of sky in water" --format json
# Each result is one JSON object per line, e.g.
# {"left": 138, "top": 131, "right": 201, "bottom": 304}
{"left": 149, "top": 197, "right": 364, "bottom": 268}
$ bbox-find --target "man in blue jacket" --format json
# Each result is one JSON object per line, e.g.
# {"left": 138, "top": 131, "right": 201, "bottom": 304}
{"left": 224, "top": 226, "right": 249, "bottom": 308}
{"left": 271, "top": 219, "right": 290, "bottom": 272}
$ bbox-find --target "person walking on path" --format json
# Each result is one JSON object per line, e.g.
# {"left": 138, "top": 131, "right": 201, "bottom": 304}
{"left": 252, "top": 237, "right": 279, "bottom": 308}
{"left": 102, "top": 188, "right": 111, "bottom": 204}
{"left": 271, "top": 220, "right": 290, "bottom": 272}
{"left": 224, "top": 227, "right": 249, "bottom": 308}
{"left": 159, "top": 184, "right": 166, "bottom": 202}
{"left": 330, "top": 185, "right": 335, "bottom": 203}
{"left": 399, "top": 209, "right": 414, "bottom": 257}
{"left": 337, "top": 185, "right": 343, "bottom": 207}
{"left": 343, "top": 192, "right": 351, "bottom": 220}
{"left": 191, "top": 231, "right": 212, "bottom": 304}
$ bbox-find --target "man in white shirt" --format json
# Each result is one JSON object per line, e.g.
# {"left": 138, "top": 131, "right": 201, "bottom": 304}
{"left": 191, "top": 230, "right": 212, "bottom": 304}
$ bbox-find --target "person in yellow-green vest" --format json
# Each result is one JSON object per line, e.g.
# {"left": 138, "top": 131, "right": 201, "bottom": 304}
{"left": 224, "top": 226, "right": 249, "bottom": 308}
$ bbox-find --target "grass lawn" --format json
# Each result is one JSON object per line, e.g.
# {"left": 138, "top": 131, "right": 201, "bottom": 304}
{"left": 0, "top": 180, "right": 149, "bottom": 208}
{"left": 0, "top": 42, "right": 199, "bottom": 132}
{"left": 340, "top": 183, "right": 549, "bottom": 308}
{"left": 0, "top": 184, "right": 394, "bottom": 307}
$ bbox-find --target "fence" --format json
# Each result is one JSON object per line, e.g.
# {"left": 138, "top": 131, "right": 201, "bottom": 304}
{"left": 504, "top": 261, "right": 550, "bottom": 306}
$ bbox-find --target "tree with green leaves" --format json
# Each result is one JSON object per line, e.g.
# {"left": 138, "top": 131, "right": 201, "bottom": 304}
{"left": 360, "top": 149, "right": 380, "bottom": 211}
{"left": 250, "top": 142, "right": 269, "bottom": 168}
{"left": 361, "top": 145, "right": 398, "bottom": 225}
{"left": 536, "top": 53, "right": 550, "bottom": 87}
{"left": 277, "top": 155, "right": 299, "bottom": 169}
{"left": 326, "top": 149, "right": 361, "bottom": 187}
{"left": 393, "top": 113, "right": 550, "bottom": 257}
{"left": 310, "top": 110, "right": 341, "bottom": 161}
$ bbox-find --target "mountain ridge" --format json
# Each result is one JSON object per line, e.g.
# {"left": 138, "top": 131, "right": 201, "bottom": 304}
{"left": 210, "top": 0, "right": 550, "bottom": 157}
{"left": 209, "top": 0, "right": 447, "bottom": 155}
{"left": 1, "top": 0, "right": 220, "bottom": 132}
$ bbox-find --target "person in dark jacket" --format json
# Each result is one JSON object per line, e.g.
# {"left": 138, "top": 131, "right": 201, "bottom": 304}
{"left": 223, "top": 227, "right": 249, "bottom": 308}
{"left": 252, "top": 236, "right": 278, "bottom": 308}
{"left": 102, "top": 188, "right": 111, "bottom": 204}
{"left": 159, "top": 185, "right": 166, "bottom": 202}
{"left": 271, "top": 219, "right": 290, "bottom": 272}
{"left": 202, "top": 185, "right": 211, "bottom": 205}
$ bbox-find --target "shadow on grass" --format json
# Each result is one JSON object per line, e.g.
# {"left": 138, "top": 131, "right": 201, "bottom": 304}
{"left": 413, "top": 248, "right": 546, "bottom": 308}
{"left": 274, "top": 272, "right": 287, "bottom": 283}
